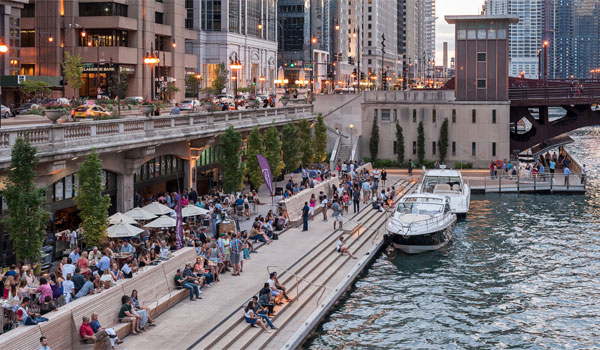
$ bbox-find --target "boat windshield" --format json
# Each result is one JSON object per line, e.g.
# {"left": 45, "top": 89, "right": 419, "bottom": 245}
{"left": 422, "top": 176, "right": 462, "bottom": 193}
{"left": 396, "top": 201, "right": 444, "bottom": 215}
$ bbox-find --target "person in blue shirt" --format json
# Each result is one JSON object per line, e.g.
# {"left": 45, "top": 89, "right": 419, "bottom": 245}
{"left": 170, "top": 103, "right": 181, "bottom": 115}
{"left": 564, "top": 166, "right": 572, "bottom": 185}
{"left": 120, "top": 241, "right": 134, "bottom": 254}
{"left": 96, "top": 251, "right": 111, "bottom": 276}
{"left": 302, "top": 202, "right": 309, "bottom": 232}
{"left": 90, "top": 313, "right": 122, "bottom": 348}
{"left": 69, "top": 248, "right": 80, "bottom": 264}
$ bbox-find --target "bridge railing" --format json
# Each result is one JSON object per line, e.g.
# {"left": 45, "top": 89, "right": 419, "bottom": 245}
{"left": 509, "top": 85, "right": 600, "bottom": 102}
{"left": 0, "top": 105, "right": 314, "bottom": 165}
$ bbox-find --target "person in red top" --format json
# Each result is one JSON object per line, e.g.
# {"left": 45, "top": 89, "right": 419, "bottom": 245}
{"left": 80, "top": 316, "right": 111, "bottom": 348}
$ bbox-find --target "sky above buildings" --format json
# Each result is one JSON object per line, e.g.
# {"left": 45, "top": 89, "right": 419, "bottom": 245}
{"left": 435, "top": 0, "right": 484, "bottom": 65}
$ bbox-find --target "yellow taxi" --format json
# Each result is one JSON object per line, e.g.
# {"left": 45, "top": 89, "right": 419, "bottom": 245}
{"left": 73, "top": 105, "right": 111, "bottom": 119}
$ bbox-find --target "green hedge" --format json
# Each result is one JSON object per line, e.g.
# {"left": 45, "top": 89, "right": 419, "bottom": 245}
{"left": 454, "top": 162, "right": 473, "bottom": 169}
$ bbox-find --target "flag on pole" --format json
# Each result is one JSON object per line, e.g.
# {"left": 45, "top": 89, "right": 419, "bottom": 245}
{"left": 257, "top": 154, "right": 274, "bottom": 195}
{"left": 175, "top": 192, "right": 184, "bottom": 249}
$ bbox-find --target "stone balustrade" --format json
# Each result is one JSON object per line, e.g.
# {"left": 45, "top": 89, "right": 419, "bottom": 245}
{"left": 0, "top": 105, "right": 314, "bottom": 168}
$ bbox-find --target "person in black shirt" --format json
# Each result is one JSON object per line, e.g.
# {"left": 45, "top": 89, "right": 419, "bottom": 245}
{"left": 71, "top": 267, "right": 86, "bottom": 294}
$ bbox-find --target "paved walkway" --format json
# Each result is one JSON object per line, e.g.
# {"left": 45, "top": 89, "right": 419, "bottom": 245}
{"left": 120, "top": 176, "right": 407, "bottom": 350}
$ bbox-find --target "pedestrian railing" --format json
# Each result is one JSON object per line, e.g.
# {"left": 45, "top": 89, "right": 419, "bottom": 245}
{"left": 468, "top": 173, "right": 585, "bottom": 193}
{"left": 0, "top": 105, "right": 314, "bottom": 166}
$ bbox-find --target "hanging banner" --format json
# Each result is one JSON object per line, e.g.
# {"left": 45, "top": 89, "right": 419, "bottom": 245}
{"left": 257, "top": 154, "right": 274, "bottom": 195}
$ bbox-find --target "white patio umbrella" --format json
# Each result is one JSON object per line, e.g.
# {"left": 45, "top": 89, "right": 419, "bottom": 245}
{"left": 143, "top": 202, "right": 175, "bottom": 216}
{"left": 124, "top": 207, "right": 157, "bottom": 221}
{"left": 181, "top": 205, "right": 210, "bottom": 218}
{"left": 109, "top": 212, "right": 138, "bottom": 225}
{"left": 107, "top": 221, "right": 145, "bottom": 238}
{"left": 144, "top": 215, "right": 177, "bottom": 228}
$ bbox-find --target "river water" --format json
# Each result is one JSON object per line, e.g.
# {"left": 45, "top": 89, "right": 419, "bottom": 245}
{"left": 305, "top": 127, "right": 600, "bottom": 349}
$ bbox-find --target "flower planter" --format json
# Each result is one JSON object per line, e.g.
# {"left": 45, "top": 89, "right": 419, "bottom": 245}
{"left": 281, "top": 99, "right": 289, "bottom": 106}
{"left": 44, "top": 110, "right": 64, "bottom": 124}
{"left": 140, "top": 105, "right": 154, "bottom": 117}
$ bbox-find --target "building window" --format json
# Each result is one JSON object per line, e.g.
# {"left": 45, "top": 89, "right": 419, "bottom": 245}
{"left": 413, "top": 109, "right": 417, "bottom": 122}
{"left": 413, "top": 141, "right": 417, "bottom": 155}
{"left": 432, "top": 109, "right": 436, "bottom": 123}
{"left": 155, "top": 11, "right": 164, "bottom": 24}
{"left": 452, "top": 109, "right": 456, "bottom": 123}
{"left": 452, "top": 141, "right": 456, "bottom": 156}
{"left": 393, "top": 141, "right": 397, "bottom": 154}
{"left": 79, "top": 2, "right": 128, "bottom": 17}
{"left": 477, "top": 79, "right": 486, "bottom": 89}
{"left": 432, "top": 141, "right": 436, "bottom": 155}
{"left": 78, "top": 30, "right": 129, "bottom": 47}
{"left": 477, "top": 52, "right": 486, "bottom": 62}
{"left": 472, "top": 142, "right": 476, "bottom": 156}
{"left": 374, "top": 109, "right": 378, "bottom": 120}
{"left": 394, "top": 109, "right": 398, "bottom": 121}
{"left": 472, "top": 110, "right": 476, "bottom": 123}
{"left": 492, "top": 109, "right": 497, "bottom": 124}
{"left": 381, "top": 109, "right": 390, "bottom": 121}
{"left": 492, "top": 142, "right": 497, "bottom": 157}
{"left": 21, "top": 30, "right": 35, "bottom": 47}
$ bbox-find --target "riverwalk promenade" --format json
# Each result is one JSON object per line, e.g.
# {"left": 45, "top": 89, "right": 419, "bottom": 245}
{"left": 119, "top": 175, "right": 416, "bottom": 350}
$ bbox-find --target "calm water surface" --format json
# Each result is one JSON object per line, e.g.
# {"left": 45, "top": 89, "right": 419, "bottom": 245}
{"left": 306, "top": 127, "right": 600, "bottom": 349}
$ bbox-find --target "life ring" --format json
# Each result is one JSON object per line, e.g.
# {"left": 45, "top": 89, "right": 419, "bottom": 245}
{"left": 495, "top": 160, "right": 503, "bottom": 168}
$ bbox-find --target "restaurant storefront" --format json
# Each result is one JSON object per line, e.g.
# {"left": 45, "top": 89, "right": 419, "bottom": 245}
{"left": 196, "top": 145, "right": 223, "bottom": 195}
{"left": 134, "top": 155, "right": 185, "bottom": 201}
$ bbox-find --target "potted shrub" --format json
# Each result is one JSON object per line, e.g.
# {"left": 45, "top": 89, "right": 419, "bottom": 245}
{"left": 43, "top": 102, "right": 68, "bottom": 124}
{"left": 140, "top": 101, "right": 155, "bottom": 117}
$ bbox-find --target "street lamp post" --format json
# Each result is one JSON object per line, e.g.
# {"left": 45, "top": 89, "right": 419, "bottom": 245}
{"left": 311, "top": 37, "right": 317, "bottom": 94}
{"left": 0, "top": 42, "right": 8, "bottom": 128}
{"left": 259, "top": 75, "right": 266, "bottom": 94}
{"left": 543, "top": 40, "right": 549, "bottom": 85}
{"left": 349, "top": 123, "right": 354, "bottom": 149}
{"left": 88, "top": 38, "right": 101, "bottom": 98}
{"left": 537, "top": 49, "right": 541, "bottom": 85}
{"left": 143, "top": 44, "right": 159, "bottom": 101}
{"left": 230, "top": 56, "right": 243, "bottom": 110}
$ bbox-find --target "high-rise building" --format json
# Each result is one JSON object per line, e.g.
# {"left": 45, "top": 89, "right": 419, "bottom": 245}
{"left": 21, "top": 0, "right": 198, "bottom": 100}
{"left": 361, "top": 0, "right": 398, "bottom": 87}
{"left": 398, "top": 0, "right": 418, "bottom": 86}
{"left": 549, "top": 0, "right": 600, "bottom": 79}
{"left": 192, "top": 0, "right": 278, "bottom": 93}
{"left": 485, "top": 0, "right": 544, "bottom": 79}
{"left": 0, "top": 0, "right": 27, "bottom": 105}
{"left": 278, "top": 0, "right": 331, "bottom": 91}
{"left": 417, "top": 0, "right": 436, "bottom": 81}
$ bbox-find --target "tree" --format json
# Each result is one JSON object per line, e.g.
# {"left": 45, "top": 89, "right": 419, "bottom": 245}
{"left": 282, "top": 124, "right": 301, "bottom": 173}
{"left": 209, "top": 63, "right": 229, "bottom": 95}
{"left": 221, "top": 126, "right": 244, "bottom": 193}
{"left": 297, "top": 119, "right": 314, "bottom": 167}
{"left": 166, "top": 83, "right": 180, "bottom": 100}
{"left": 185, "top": 75, "right": 202, "bottom": 98}
{"left": 395, "top": 123, "right": 405, "bottom": 165}
{"left": 313, "top": 114, "right": 328, "bottom": 163}
{"left": 108, "top": 71, "right": 129, "bottom": 116}
{"left": 369, "top": 115, "right": 379, "bottom": 161}
{"left": 74, "top": 150, "right": 110, "bottom": 247}
{"left": 438, "top": 118, "right": 449, "bottom": 164}
{"left": 61, "top": 52, "right": 84, "bottom": 97}
{"left": 417, "top": 121, "right": 425, "bottom": 165}
{"left": 245, "top": 127, "right": 265, "bottom": 189}
{"left": 264, "top": 126, "right": 285, "bottom": 179}
{"left": 2, "top": 138, "right": 50, "bottom": 263}
{"left": 20, "top": 80, "right": 51, "bottom": 100}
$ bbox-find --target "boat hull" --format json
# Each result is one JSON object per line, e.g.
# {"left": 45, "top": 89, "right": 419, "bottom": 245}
{"left": 389, "top": 221, "right": 455, "bottom": 254}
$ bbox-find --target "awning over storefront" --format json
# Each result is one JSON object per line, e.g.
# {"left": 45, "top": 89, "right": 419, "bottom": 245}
{"left": 0, "top": 75, "right": 62, "bottom": 88}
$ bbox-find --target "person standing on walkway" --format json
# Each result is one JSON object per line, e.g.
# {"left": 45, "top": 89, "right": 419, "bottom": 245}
{"left": 320, "top": 192, "right": 328, "bottom": 221}
{"left": 564, "top": 166, "right": 572, "bottom": 186}
{"left": 332, "top": 200, "right": 343, "bottom": 230}
{"left": 352, "top": 186, "right": 361, "bottom": 213}
{"left": 361, "top": 180, "right": 371, "bottom": 204}
{"left": 302, "top": 202, "right": 309, "bottom": 232}
{"left": 381, "top": 169, "right": 387, "bottom": 187}
{"left": 581, "top": 164, "right": 586, "bottom": 185}
{"left": 408, "top": 159, "right": 414, "bottom": 176}
{"left": 309, "top": 194, "right": 316, "bottom": 220}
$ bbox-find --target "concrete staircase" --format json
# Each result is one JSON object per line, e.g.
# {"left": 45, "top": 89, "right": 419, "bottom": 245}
{"left": 193, "top": 178, "right": 418, "bottom": 350}
{"left": 336, "top": 144, "right": 352, "bottom": 162}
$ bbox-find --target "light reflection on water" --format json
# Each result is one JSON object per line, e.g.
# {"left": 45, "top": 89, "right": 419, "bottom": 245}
{"left": 305, "top": 127, "right": 600, "bottom": 349}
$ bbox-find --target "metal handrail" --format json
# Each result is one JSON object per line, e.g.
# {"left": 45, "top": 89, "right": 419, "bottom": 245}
{"left": 266, "top": 265, "right": 327, "bottom": 306}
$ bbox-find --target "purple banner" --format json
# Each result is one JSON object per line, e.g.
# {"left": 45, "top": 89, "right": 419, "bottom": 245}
{"left": 257, "top": 154, "right": 274, "bottom": 195}
{"left": 175, "top": 192, "right": 184, "bottom": 249}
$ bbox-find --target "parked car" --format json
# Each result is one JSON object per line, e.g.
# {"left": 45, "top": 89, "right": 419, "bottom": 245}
{"left": 217, "top": 95, "right": 234, "bottom": 105}
{"left": 179, "top": 99, "right": 201, "bottom": 111}
{"left": 73, "top": 105, "right": 111, "bottom": 119}
{"left": 125, "top": 96, "right": 144, "bottom": 104}
{"left": 56, "top": 98, "right": 71, "bottom": 105}
{"left": 1, "top": 105, "right": 12, "bottom": 118}
{"left": 14, "top": 103, "right": 40, "bottom": 115}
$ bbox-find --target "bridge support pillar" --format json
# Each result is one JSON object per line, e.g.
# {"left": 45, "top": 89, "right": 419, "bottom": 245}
{"left": 183, "top": 157, "right": 199, "bottom": 192}
{"left": 117, "top": 172, "right": 135, "bottom": 213}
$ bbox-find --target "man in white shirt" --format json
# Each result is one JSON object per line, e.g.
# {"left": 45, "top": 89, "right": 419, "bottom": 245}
{"left": 62, "top": 258, "right": 76, "bottom": 280}
{"left": 159, "top": 240, "right": 170, "bottom": 259}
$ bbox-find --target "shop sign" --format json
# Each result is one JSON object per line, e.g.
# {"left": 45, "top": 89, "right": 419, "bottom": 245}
{"left": 83, "top": 65, "right": 115, "bottom": 73}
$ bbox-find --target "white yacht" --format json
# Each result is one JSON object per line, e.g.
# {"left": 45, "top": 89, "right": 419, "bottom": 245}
{"left": 417, "top": 169, "right": 471, "bottom": 216}
{"left": 386, "top": 194, "right": 457, "bottom": 254}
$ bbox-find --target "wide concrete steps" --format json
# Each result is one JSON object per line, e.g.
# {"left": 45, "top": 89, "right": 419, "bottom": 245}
{"left": 197, "top": 179, "right": 417, "bottom": 350}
